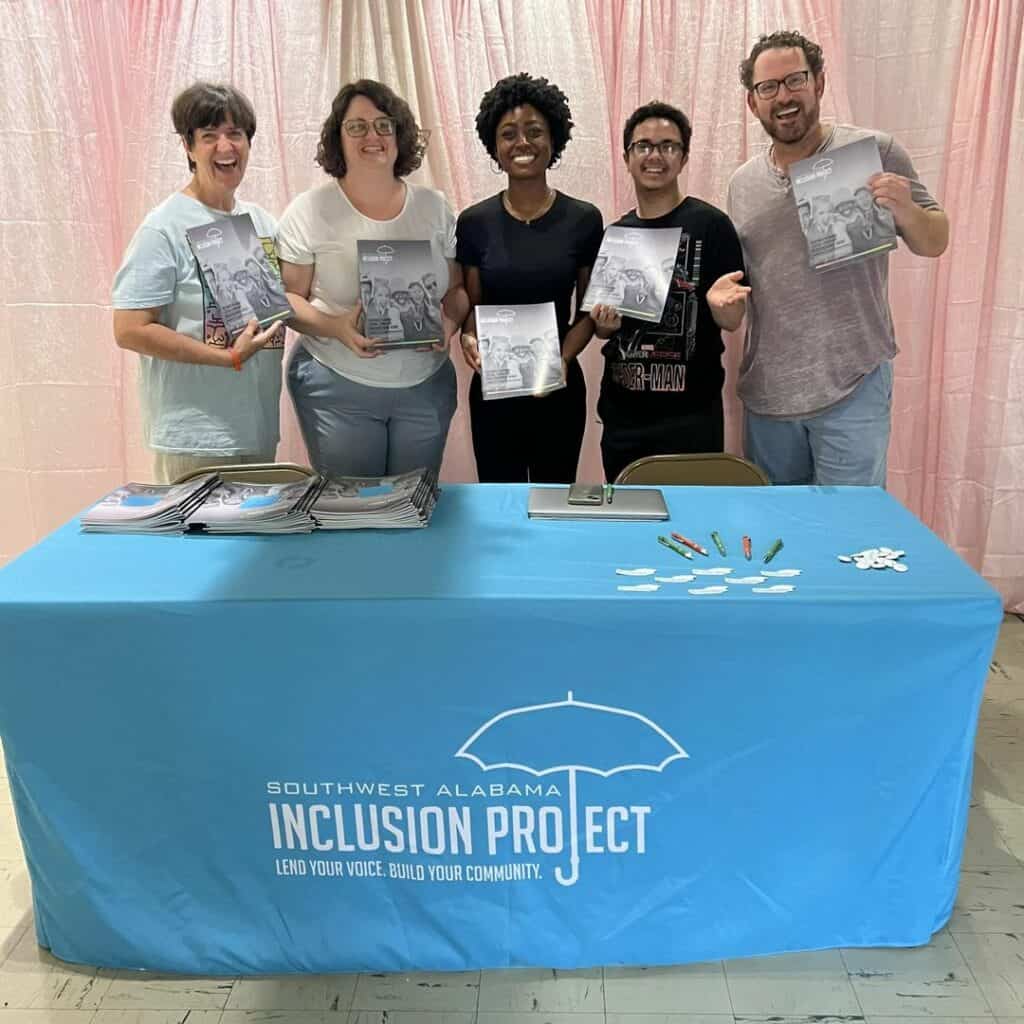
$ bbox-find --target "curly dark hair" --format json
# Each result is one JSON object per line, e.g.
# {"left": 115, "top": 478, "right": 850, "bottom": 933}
{"left": 316, "top": 79, "right": 426, "bottom": 179}
{"left": 622, "top": 101, "right": 692, "bottom": 158}
{"left": 475, "top": 73, "right": 574, "bottom": 166}
{"left": 739, "top": 30, "right": 825, "bottom": 91}
{"left": 171, "top": 82, "right": 257, "bottom": 172}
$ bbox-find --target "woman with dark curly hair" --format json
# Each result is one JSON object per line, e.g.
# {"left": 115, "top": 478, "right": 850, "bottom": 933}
{"left": 277, "top": 80, "right": 466, "bottom": 477}
{"left": 457, "top": 73, "right": 603, "bottom": 482}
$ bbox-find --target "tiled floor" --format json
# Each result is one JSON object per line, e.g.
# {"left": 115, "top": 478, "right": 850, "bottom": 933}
{"left": 2, "top": 614, "right": 1023, "bottom": 1024}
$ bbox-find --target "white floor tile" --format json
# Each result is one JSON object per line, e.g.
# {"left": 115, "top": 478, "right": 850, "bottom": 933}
{"left": 0, "top": 1011, "right": 95, "bottom": 1023}
{"left": 989, "top": 808, "right": 1024, "bottom": 862}
{"left": 224, "top": 974, "right": 357, "bottom": 1011}
{"left": 949, "top": 867, "right": 1024, "bottom": 933}
{"left": 220, "top": 1013, "right": 335, "bottom": 1024}
{"left": 350, "top": 972, "right": 480, "bottom": 1013}
{"left": 90, "top": 1012, "right": 225, "bottom": 1023}
{"left": 0, "top": 859, "right": 31, "bottom": 927}
{"left": 954, "top": 932, "right": 1024, "bottom": 1016}
{"left": 606, "top": 1015, "right": 734, "bottom": 1024}
{"left": 348, "top": 1012, "right": 476, "bottom": 1024}
{"left": 97, "top": 973, "right": 234, "bottom": 1011}
{"left": 603, "top": 963, "right": 731, "bottom": 1014}
{"left": 963, "top": 809, "right": 1022, "bottom": 868}
{"left": 842, "top": 934, "right": 992, "bottom": 1016}
{"left": 725, "top": 949, "right": 860, "bottom": 1014}
{"left": 0, "top": 929, "right": 110, "bottom": 1010}
{"left": 478, "top": 1013, "right": 605, "bottom": 1024}
{"left": 477, "top": 968, "right": 602, "bottom": 1013}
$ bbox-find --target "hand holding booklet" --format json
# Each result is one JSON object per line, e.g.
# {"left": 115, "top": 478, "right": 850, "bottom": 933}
{"left": 477, "top": 303, "right": 565, "bottom": 400}
{"left": 790, "top": 137, "right": 897, "bottom": 271}
{"left": 186, "top": 214, "right": 292, "bottom": 338}
{"left": 357, "top": 240, "right": 443, "bottom": 350}
{"left": 580, "top": 225, "right": 681, "bottom": 322}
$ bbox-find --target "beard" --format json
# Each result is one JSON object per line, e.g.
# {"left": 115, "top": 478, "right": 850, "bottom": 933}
{"left": 757, "top": 96, "right": 821, "bottom": 145}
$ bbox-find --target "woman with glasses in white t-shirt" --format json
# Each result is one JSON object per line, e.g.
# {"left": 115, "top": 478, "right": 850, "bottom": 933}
{"left": 278, "top": 79, "right": 466, "bottom": 478}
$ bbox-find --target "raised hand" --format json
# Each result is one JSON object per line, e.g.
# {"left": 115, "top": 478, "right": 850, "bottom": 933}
{"left": 590, "top": 303, "right": 622, "bottom": 339}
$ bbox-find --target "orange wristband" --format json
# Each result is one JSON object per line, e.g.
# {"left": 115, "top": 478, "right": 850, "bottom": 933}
{"left": 229, "top": 347, "right": 242, "bottom": 372}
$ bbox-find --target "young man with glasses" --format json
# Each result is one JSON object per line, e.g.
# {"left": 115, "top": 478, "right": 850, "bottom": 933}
{"left": 582, "top": 102, "right": 748, "bottom": 484}
{"left": 727, "top": 30, "right": 948, "bottom": 486}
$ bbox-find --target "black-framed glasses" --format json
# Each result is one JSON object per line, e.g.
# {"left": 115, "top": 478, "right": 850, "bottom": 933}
{"left": 342, "top": 116, "right": 397, "bottom": 137}
{"left": 751, "top": 69, "right": 811, "bottom": 100}
{"left": 627, "top": 139, "right": 684, "bottom": 158}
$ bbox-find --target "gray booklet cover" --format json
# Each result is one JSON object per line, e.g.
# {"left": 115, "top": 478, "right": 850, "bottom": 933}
{"left": 477, "top": 303, "right": 565, "bottom": 400}
{"left": 791, "top": 137, "right": 897, "bottom": 271}
{"left": 358, "top": 240, "right": 442, "bottom": 349}
{"left": 186, "top": 213, "right": 292, "bottom": 337}
{"left": 580, "top": 225, "right": 681, "bottom": 322}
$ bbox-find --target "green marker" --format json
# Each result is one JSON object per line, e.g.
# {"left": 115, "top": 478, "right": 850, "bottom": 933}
{"left": 658, "top": 535, "right": 693, "bottom": 560}
{"left": 710, "top": 530, "right": 727, "bottom": 557}
{"left": 763, "top": 537, "right": 784, "bottom": 563}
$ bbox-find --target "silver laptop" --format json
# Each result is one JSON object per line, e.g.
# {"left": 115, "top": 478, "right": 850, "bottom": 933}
{"left": 527, "top": 486, "right": 669, "bottom": 521}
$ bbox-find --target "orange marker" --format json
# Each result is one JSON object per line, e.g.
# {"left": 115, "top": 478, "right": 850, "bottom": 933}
{"left": 742, "top": 535, "right": 752, "bottom": 560}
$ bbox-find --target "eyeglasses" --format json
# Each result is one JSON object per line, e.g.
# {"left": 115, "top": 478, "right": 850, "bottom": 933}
{"left": 627, "top": 140, "right": 684, "bottom": 158}
{"left": 342, "top": 116, "right": 397, "bottom": 137}
{"left": 751, "top": 69, "right": 811, "bottom": 100}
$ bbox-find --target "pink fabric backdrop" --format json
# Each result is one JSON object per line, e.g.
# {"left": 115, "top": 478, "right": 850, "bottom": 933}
{"left": 1, "top": 0, "right": 1020, "bottom": 608}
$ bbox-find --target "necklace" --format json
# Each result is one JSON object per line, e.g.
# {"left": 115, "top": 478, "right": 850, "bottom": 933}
{"left": 767, "top": 124, "right": 837, "bottom": 189}
{"left": 502, "top": 188, "right": 556, "bottom": 225}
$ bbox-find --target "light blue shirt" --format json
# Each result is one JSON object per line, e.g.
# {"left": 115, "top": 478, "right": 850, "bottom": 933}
{"left": 112, "top": 192, "right": 283, "bottom": 455}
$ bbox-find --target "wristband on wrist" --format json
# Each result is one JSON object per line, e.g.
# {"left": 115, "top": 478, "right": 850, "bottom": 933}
{"left": 229, "top": 347, "right": 242, "bottom": 372}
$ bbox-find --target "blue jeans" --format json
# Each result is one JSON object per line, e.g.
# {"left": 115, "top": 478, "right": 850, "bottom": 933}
{"left": 743, "top": 361, "right": 893, "bottom": 486}
{"left": 288, "top": 345, "right": 457, "bottom": 478}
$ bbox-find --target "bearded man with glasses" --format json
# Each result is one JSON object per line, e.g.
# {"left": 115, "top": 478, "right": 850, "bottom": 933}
{"left": 726, "top": 30, "right": 948, "bottom": 487}
{"left": 586, "top": 102, "right": 748, "bottom": 484}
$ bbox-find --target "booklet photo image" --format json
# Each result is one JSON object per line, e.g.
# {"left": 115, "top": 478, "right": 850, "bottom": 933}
{"left": 580, "top": 225, "right": 682, "bottom": 322}
{"left": 357, "top": 240, "right": 443, "bottom": 350}
{"left": 790, "top": 137, "right": 897, "bottom": 271}
{"left": 476, "top": 303, "right": 565, "bottom": 400}
{"left": 186, "top": 213, "right": 292, "bottom": 337}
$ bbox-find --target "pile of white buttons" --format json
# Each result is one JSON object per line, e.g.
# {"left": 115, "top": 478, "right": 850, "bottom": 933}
{"left": 838, "top": 547, "right": 908, "bottom": 572}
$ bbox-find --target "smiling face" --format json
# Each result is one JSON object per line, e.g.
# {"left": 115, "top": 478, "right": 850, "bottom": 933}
{"left": 340, "top": 94, "right": 398, "bottom": 175}
{"left": 184, "top": 117, "right": 250, "bottom": 199}
{"left": 624, "top": 117, "right": 686, "bottom": 194}
{"left": 747, "top": 47, "right": 824, "bottom": 146}
{"left": 495, "top": 104, "right": 552, "bottom": 180}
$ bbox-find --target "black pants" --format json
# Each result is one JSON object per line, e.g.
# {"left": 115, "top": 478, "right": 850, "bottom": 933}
{"left": 600, "top": 396, "right": 724, "bottom": 483}
{"left": 469, "top": 359, "right": 586, "bottom": 483}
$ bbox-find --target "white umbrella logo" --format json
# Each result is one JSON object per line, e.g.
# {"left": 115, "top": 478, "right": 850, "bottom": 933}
{"left": 455, "top": 691, "right": 688, "bottom": 886}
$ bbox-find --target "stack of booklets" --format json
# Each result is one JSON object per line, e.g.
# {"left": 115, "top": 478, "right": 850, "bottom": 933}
{"left": 81, "top": 474, "right": 222, "bottom": 534}
{"left": 189, "top": 478, "right": 326, "bottom": 534}
{"left": 311, "top": 468, "right": 440, "bottom": 529}
{"left": 81, "top": 469, "right": 441, "bottom": 534}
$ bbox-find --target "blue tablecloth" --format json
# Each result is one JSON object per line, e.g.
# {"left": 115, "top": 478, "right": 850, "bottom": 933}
{"left": 0, "top": 484, "right": 1002, "bottom": 974}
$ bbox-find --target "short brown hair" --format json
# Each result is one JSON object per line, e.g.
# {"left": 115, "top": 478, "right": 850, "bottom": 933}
{"left": 171, "top": 82, "right": 257, "bottom": 172}
{"left": 316, "top": 79, "right": 425, "bottom": 179}
{"left": 739, "top": 30, "right": 825, "bottom": 91}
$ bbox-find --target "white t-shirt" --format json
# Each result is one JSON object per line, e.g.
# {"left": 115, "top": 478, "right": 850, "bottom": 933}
{"left": 277, "top": 180, "right": 455, "bottom": 388}
{"left": 111, "top": 192, "right": 283, "bottom": 455}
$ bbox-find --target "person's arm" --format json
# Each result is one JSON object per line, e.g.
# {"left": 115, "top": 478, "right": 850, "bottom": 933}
{"left": 706, "top": 272, "right": 749, "bottom": 332}
{"left": 561, "top": 266, "right": 598, "bottom": 364}
{"left": 436, "top": 259, "right": 467, "bottom": 351}
{"left": 113, "top": 308, "right": 279, "bottom": 367}
{"left": 704, "top": 213, "right": 750, "bottom": 333}
{"left": 458, "top": 265, "right": 483, "bottom": 372}
{"left": 280, "top": 259, "right": 380, "bottom": 358}
{"left": 868, "top": 172, "right": 949, "bottom": 257}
